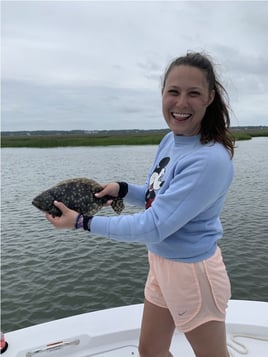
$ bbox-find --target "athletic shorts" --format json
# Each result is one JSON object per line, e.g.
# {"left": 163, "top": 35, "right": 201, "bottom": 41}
{"left": 144, "top": 247, "right": 231, "bottom": 333}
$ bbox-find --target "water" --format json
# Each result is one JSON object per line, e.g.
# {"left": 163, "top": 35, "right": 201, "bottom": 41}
{"left": 1, "top": 138, "right": 268, "bottom": 332}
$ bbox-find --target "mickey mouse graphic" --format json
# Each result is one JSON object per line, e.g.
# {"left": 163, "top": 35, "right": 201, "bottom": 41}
{"left": 145, "top": 157, "right": 170, "bottom": 209}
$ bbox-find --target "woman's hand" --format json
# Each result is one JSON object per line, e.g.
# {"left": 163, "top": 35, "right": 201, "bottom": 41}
{"left": 46, "top": 201, "right": 79, "bottom": 229}
{"left": 95, "top": 182, "right": 120, "bottom": 201}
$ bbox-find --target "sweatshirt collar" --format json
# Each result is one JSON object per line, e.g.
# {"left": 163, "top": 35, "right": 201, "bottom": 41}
{"left": 173, "top": 133, "right": 201, "bottom": 146}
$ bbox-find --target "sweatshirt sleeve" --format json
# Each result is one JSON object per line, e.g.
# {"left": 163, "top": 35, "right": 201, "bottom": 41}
{"left": 90, "top": 145, "right": 233, "bottom": 243}
{"left": 124, "top": 183, "right": 147, "bottom": 207}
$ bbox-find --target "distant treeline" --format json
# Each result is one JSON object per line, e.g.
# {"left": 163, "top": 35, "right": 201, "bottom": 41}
{"left": 1, "top": 127, "right": 268, "bottom": 148}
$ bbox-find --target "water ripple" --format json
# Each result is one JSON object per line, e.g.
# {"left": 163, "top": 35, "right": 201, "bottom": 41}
{"left": 1, "top": 140, "right": 268, "bottom": 332}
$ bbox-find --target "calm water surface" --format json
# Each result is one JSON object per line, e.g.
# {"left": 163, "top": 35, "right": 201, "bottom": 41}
{"left": 1, "top": 138, "right": 268, "bottom": 332}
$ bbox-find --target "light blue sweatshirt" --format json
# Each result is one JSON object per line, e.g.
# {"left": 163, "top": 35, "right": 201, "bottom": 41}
{"left": 91, "top": 132, "right": 233, "bottom": 262}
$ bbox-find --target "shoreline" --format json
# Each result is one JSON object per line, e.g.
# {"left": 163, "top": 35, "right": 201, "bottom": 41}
{"left": 1, "top": 128, "right": 268, "bottom": 148}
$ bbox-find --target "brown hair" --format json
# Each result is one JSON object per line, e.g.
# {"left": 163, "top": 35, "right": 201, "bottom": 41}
{"left": 162, "top": 52, "right": 235, "bottom": 157}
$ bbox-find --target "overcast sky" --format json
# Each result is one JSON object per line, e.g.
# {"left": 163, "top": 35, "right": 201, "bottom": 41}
{"left": 2, "top": 1, "right": 268, "bottom": 131}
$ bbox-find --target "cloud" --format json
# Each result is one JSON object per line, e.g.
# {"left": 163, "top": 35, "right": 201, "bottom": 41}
{"left": 2, "top": 78, "right": 163, "bottom": 130}
{"left": 2, "top": 0, "right": 268, "bottom": 131}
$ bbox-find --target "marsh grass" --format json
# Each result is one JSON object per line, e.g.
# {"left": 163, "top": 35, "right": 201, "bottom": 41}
{"left": 1, "top": 129, "right": 268, "bottom": 148}
{"left": 1, "top": 134, "right": 165, "bottom": 148}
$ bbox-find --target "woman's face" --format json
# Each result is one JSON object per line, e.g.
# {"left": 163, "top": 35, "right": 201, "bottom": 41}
{"left": 162, "top": 65, "right": 215, "bottom": 136}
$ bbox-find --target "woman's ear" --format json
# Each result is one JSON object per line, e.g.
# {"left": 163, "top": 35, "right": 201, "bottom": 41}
{"left": 208, "top": 89, "right": 215, "bottom": 106}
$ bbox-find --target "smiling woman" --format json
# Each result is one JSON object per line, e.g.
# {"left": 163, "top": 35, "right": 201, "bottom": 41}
{"left": 162, "top": 65, "right": 215, "bottom": 137}
{"left": 161, "top": 52, "right": 234, "bottom": 157}
{"left": 45, "top": 52, "right": 236, "bottom": 357}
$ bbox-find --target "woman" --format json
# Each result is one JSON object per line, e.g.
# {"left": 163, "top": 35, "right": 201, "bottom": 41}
{"left": 46, "top": 52, "right": 235, "bottom": 357}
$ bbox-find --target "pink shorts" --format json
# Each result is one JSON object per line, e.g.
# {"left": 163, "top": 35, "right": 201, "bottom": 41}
{"left": 145, "top": 247, "right": 231, "bottom": 333}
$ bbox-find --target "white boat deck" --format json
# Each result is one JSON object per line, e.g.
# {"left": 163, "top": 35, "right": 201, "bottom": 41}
{"left": 4, "top": 300, "right": 268, "bottom": 357}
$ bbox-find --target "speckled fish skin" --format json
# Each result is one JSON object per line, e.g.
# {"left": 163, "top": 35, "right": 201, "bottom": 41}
{"left": 32, "top": 177, "right": 124, "bottom": 217}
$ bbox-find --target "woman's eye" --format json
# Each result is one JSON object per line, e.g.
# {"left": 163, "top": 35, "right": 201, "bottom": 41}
{"left": 189, "top": 91, "right": 200, "bottom": 97}
{"left": 168, "top": 89, "right": 178, "bottom": 95}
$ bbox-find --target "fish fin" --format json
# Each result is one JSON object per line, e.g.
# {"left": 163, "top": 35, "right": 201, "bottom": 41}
{"left": 111, "top": 198, "right": 124, "bottom": 214}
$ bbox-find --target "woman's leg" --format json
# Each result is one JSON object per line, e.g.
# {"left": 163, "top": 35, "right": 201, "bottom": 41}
{"left": 185, "top": 320, "right": 229, "bottom": 357}
{"left": 138, "top": 299, "right": 175, "bottom": 357}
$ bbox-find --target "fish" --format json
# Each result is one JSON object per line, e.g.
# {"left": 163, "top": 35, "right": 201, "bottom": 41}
{"left": 32, "top": 177, "right": 124, "bottom": 217}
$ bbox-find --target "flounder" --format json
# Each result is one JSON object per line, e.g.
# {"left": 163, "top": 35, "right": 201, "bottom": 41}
{"left": 32, "top": 177, "right": 124, "bottom": 217}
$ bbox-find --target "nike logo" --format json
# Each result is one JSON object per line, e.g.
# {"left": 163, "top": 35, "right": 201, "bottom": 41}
{"left": 178, "top": 311, "right": 187, "bottom": 316}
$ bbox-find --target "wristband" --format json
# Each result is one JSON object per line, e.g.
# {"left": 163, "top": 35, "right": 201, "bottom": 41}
{"left": 75, "top": 214, "right": 92, "bottom": 231}
{"left": 117, "top": 181, "right": 128, "bottom": 198}
{"left": 75, "top": 213, "right": 84, "bottom": 229}
{"left": 83, "top": 215, "right": 92, "bottom": 231}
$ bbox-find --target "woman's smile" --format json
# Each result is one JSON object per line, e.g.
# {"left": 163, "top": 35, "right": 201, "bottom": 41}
{"left": 171, "top": 112, "right": 192, "bottom": 121}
